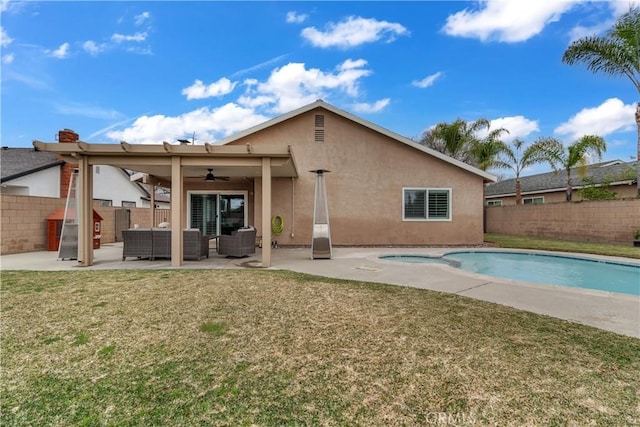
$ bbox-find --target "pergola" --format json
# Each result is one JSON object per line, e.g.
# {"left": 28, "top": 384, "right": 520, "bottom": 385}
{"left": 33, "top": 140, "right": 298, "bottom": 268}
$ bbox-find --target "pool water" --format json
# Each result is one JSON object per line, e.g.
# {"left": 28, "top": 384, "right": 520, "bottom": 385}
{"left": 381, "top": 251, "right": 640, "bottom": 296}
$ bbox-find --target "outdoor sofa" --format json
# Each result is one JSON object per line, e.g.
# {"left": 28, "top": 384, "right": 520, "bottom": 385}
{"left": 217, "top": 227, "right": 257, "bottom": 257}
{"left": 122, "top": 228, "right": 209, "bottom": 261}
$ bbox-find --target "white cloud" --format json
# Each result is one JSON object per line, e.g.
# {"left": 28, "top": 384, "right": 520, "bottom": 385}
{"left": 135, "top": 11, "right": 151, "bottom": 26}
{"left": 610, "top": 0, "right": 640, "bottom": 17}
{"left": 286, "top": 11, "right": 308, "bottom": 24}
{"left": 111, "top": 32, "right": 147, "bottom": 43}
{"left": 182, "top": 78, "right": 238, "bottom": 100}
{"left": 106, "top": 104, "right": 269, "bottom": 145}
{"left": 485, "top": 116, "right": 539, "bottom": 142}
{"left": 2, "top": 52, "right": 14, "bottom": 64}
{"left": 301, "top": 16, "right": 408, "bottom": 48}
{"left": 554, "top": 98, "right": 635, "bottom": 139}
{"left": 568, "top": 21, "right": 611, "bottom": 42}
{"left": 412, "top": 72, "right": 443, "bottom": 88}
{"left": 254, "top": 59, "right": 372, "bottom": 113}
{"left": 351, "top": 98, "right": 390, "bottom": 114}
{"left": 82, "top": 40, "right": 106, "bottom": 56}
{"left": 109, "top": 59, "right": 379, "bottom": 144}
{"left": 48, "top": 42, "right": 70, "bottom": 59}
{"left": 443, "top": 0, "right": 579, "bottom": 42}
{"left": 569, "top": 1, "right": 640, "bottom": 42}
{"left": 1, "top": 0, "right": 27, "bottom": 13}
{"left": 1, "top": 27, "right": 13, "bottom": 47}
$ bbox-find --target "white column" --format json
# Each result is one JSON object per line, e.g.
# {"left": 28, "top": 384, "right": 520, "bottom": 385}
{"left": 170, "top": 156, "right": 183, "bottom": 267}
{"left": 261, "top": 157, "right": 271, "bottom": 267}
{"left": 150, "top": 183, "right": 156, "bottom": 227}
{"left": 78, "top": 157, "right": 93, "bottom": 266}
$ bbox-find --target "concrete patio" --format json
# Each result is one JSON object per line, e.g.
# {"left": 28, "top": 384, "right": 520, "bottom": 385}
{"left": 1, "top": 243, "right": 638, "bottom": 338}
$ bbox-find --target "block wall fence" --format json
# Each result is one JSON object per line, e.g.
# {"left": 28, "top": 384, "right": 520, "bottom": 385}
{"left": 1, "top": 194, "right": 169, "bottom": 255}
{"left": 3, "top": 194, "right": 639, "bottom": 254}
{"left": 485, "top": 199, "right": 640, "bottom": 244}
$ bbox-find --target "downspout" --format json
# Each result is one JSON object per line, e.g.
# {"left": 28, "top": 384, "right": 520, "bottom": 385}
{"left": 290, "top": 177, "right": 295, "bottom": 238}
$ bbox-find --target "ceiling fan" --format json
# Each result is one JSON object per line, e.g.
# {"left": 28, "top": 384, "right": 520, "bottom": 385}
{"left": 204, "top": 168, "right": 230, "bottom": 181}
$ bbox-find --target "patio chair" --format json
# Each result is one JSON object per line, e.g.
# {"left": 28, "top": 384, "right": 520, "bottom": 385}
{"left": 218, "top": 227, "right": 256, "bottom": 257}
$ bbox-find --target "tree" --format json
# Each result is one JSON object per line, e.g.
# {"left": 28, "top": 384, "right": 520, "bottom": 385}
{"left": 538, "top": 135, "right": 607, "bottom": 202}
{"left": 562, "top": 7, "right": 640, "bottom": 195}
{"left": 492, "top": 138, "right": 552, "bottom": 204}
{"left": 419, "top": 118, "right": 508, "bottom": 169}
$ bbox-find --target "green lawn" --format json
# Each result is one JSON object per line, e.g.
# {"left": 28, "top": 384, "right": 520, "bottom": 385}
{"left": 2, "top": 270, "right": 639, "bottom": 426}
{"left": 485, "top": 233, "right": 640, "bottom": 259}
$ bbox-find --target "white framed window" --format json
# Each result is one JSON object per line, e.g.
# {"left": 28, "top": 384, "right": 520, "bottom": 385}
{"left": 523, "top": 196, "right": 544, "bottom": 205}
{"left": 403, "top": 188, "right": 451, "bottom": 221}
{"left": 487, "top": 200, "right": 502, "bottom": 206}
{"left": 122, "top": 201, "right": 136, "bottom": 208}
{"left": 95, "top": 199, "right": 112, "bottom": 207}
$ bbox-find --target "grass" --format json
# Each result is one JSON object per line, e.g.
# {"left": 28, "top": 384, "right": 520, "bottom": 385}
{"left": 485, "top": 233, "right": 640, "bottom": 259}
{"left": 2, "top": 269, "right": 639, "bottom": 426}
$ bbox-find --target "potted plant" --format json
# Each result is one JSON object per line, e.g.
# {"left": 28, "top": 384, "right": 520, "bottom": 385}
{"left": 634, "top": 230, "right": 640, "bottom": 247}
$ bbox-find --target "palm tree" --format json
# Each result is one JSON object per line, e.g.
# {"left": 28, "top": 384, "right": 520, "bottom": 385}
{"left": 562, "top": 7, "right": 640, "bottom": 195}
{"left": 492, "top": 138, "right": 553, "bottom": 204}
{"left": 538, "top": 135, "right": 607, "bottom": 202}
{"left": 419, "top": 118, "right": 508, "bottom": 168}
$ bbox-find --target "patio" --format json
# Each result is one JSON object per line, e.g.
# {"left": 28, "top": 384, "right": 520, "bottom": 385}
{"left": 1, "top": 243, "right": 638, "bottom": 338}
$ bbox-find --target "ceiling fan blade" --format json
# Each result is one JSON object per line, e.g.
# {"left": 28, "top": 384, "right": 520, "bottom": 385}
{"left": 204, "top": 168, "right": 230, "bottom": 181}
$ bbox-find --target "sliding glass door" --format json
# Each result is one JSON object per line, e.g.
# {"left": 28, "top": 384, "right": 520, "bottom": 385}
{"left": 189, "top": 192, "right": 246, "bottom": 236}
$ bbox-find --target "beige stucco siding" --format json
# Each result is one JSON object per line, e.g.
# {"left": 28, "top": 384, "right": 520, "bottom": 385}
{"left": 229, "top": 107, "right": 485, "bottom": 245}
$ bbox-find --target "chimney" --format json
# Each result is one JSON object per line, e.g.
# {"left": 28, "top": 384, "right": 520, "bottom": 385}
{"left": 58, "top": 128, "right": 79, "bottom": 143}
{"left": 58, "top": 129, "right": 80, "bottom": 198}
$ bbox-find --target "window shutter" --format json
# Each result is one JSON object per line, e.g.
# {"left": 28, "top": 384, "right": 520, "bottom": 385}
{"left": 428, "top": 190, "right": 449, "bottom": 219}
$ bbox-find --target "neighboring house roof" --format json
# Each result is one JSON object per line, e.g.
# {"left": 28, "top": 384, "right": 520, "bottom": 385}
{"left": 141, "top": 189, "right": 171, "bottom": 204}
{"left": 486, "top": 160, "right": 638, "bottom": 197}
{"left": 216, "top": 100, "right": 496, "bottom": 182}
{"left": 0, "top": 147, "right": 64, "bottom": 183}
{"left": 119, "top": 168, "right": 151, "bottom": 198}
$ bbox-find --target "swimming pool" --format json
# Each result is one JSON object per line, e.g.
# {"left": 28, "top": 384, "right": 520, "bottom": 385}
{"left": 380, "top": 251, "right": 640, "bottom": 296}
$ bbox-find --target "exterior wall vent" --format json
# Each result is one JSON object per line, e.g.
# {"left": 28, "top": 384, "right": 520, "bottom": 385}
{"left": 314, "top": 114, "right": 325, "bottom": 142}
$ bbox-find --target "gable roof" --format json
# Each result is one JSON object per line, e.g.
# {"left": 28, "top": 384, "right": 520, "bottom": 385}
{"left": 486, "top": 160, "right": 638, "bottom": 197}
{"left": 216, "top": 100, "right": 496, "bottom": 182}
{"left": 1, "top": 147, "right": 65, "bottom": 183}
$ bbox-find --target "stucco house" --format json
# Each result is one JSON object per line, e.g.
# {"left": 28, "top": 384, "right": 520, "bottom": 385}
{"left": 34, "top": 100, "right": 496, "bottom": 267}
{"left": 1, "top": 141, "right": 168, "bottom": 208}
{"left": 485, "top": 160, "right": 638, "bottom": 206}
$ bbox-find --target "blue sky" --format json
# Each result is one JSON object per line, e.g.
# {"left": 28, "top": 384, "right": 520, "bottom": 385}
{"left": 1, "top": 0, "right": 637, "bottom": 177}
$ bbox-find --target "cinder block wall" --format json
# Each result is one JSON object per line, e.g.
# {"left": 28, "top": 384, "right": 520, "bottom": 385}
{"left": 1, "top": 194, "right": 162, "bottom": 255}
{"left": 485, "top": 199, "right": 640, "bottom": 244}
{"left": 1, "top": 195, "right": 66, "bottom": 254}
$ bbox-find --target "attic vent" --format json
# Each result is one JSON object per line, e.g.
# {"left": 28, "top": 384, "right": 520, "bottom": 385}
{"left": 314, "top": 129, "right": 325, "bottom": 142}
{"left": 315, "top": 114, "right": 325, "bottom": 127}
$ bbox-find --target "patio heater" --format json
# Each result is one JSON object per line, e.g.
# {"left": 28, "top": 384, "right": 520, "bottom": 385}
{"left": 310, "top": 169, "right": 332, "bottom": 259}
{"left": 58, "top": 169, "right": 79, "bottom": 260}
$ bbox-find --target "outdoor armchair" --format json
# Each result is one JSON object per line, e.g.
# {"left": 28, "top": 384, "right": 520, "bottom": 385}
{"left": 218, "top": 228, "right": 256, "bottom": 257}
